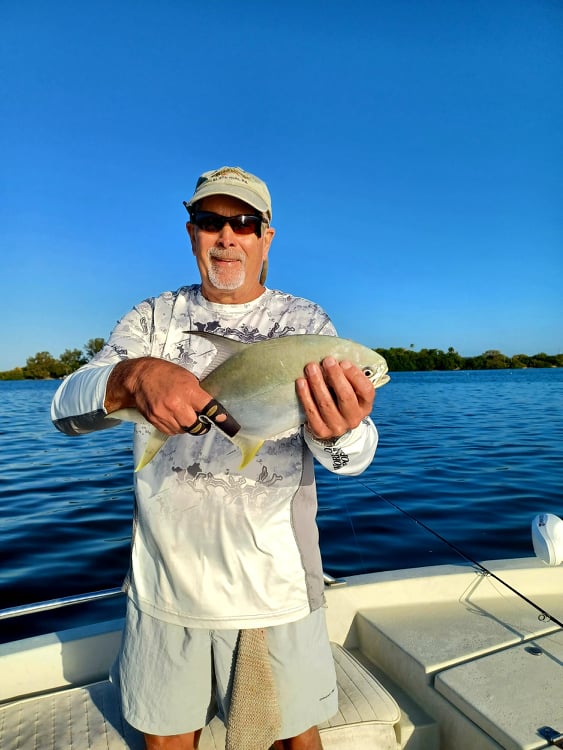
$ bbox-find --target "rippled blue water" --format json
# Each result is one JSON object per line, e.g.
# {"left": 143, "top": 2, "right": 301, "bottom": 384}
{"left": 1, "top": 369, "right": 562, "bottom": 640}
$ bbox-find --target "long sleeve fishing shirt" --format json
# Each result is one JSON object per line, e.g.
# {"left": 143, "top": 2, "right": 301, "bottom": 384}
{"left": 51, "top": 286, "right": 378, "bottom": 629}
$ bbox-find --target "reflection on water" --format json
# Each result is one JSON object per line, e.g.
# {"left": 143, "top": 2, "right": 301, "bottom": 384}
{"left": 0, "top": 369, "right": 562, "bottom": 640}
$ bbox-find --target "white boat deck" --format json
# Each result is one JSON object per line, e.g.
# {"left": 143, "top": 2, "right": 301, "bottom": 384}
{"left": 0, "top": 639, "right": 400, "bottom": 750}
{"left": 1, "top": 558, "right": 562, "bottom": 750}
{"left": 324, "top": 558, "right": 563, "bottom": 750}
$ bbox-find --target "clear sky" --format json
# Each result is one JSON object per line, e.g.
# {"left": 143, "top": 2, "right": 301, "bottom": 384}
{"left": 1, "top": 0, "right": 561, "bottom": 371}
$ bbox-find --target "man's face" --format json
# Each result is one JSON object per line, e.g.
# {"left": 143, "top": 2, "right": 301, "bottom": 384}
{"left": 187, "top": 195, "right": 275, "bottom": 304}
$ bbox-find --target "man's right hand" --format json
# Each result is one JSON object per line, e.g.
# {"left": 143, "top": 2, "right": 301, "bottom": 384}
{"left": 104, "top": 357, "right": 213, "bottom": 436}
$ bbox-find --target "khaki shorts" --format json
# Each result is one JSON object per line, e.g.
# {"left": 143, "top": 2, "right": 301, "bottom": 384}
{"left": 113, "top": 601, "right": 338, "bottom": 739}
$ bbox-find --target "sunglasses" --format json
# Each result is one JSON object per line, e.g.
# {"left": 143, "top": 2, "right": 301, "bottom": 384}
{"left": 185, "top": 205, "right": 265, "bottom": 238}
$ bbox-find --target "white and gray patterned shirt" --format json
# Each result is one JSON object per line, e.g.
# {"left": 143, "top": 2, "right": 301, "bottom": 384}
{"left": 52, "top": 286, "right": 377, "bottom": 628}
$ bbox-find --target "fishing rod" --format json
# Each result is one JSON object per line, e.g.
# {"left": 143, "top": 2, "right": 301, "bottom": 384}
{"left": 354, "top": 480, "right": 563, "bottom": 630}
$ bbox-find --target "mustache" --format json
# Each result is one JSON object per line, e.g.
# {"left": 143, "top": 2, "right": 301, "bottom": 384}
{"left": 208, "top": 248, "right": 245, "bottom": 262}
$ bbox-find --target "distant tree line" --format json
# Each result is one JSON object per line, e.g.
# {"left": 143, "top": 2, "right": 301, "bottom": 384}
{"left": 0, "top": 341, "right": 561, "bottom": 380}
{"left": 0, "top": 338, "right": 106, "bottom": 380}
{"left": 374, "top": 346, "right": 563, "bottom": 372}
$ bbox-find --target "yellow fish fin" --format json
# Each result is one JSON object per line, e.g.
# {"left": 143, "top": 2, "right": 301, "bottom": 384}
{"left": 231, "top": 435, "right": 265, "bottom": 469}
{"left": 135, "top": 426, "right": 264, "bottom": 472}
{"left": 135, "top": 429, "right": 169, "bottom": 472}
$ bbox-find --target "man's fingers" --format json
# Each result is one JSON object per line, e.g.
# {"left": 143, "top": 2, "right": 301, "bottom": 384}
{"left": 181, "top": 398, "right": 241, "bottom": 438}
{"left": 297, "top": 361, "right": 348, "bottom": 438}
{"left": 339, "top": 361, "right": 376, "bottom": 411}
{"left": 297, "top": 358, "right": 375, "bottom": 440}
{"left": 130, "top": 359, "right": 214, "bottom": 435}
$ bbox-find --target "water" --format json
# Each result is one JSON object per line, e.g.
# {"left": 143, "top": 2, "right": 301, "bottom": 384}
{"left": 1, "top": 370, "right": 562, "bottom": 641}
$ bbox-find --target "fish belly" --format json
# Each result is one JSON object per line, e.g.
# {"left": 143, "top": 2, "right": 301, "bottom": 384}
{"left": 208, "top": 382, "right": 304, "bottom": 440}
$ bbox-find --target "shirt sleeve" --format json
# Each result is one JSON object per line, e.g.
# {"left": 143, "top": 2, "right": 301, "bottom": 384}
{"left": 51, "top": 300, "right": 155, "bottom": 435}
{"left": 51, "top": 362, "right": 117, "bottom": 434}
{"left": 303, "top": 417, "right": 378, "bottom": 476}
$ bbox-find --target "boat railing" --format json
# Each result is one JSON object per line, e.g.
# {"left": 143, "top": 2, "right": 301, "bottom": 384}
{"left": 0, "top": 587, "right": 124, "bottom": 621}
{"left": 322, "top": 572, "right": 347, "bottom": 587}
{"left": 0, "top": 573, "right": 345, "bottom": 621}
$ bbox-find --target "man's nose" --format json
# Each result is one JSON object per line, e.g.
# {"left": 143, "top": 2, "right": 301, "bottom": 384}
{"left": 216, "top": 220, "right": 236, "bottom": 245}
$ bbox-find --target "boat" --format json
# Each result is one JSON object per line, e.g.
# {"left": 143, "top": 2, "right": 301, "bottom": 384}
{"left": 1, "top": 554, "right": 562, "bottom": 749}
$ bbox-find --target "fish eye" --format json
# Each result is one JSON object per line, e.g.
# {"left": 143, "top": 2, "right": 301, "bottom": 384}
{"left": 363, "top": 367, "right": 374, "bottom": 378}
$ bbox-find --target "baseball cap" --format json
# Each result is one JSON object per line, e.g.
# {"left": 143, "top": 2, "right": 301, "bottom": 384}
{"left": 185, "top": 166, "right": 272, "bottom": 222}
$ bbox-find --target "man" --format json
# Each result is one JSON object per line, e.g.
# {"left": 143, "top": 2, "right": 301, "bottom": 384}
{"left": 51, "top": 166, "right": 378, "bottom": 750}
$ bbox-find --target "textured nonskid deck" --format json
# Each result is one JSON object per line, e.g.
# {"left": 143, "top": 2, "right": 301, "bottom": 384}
{"left": 0, "top": 681, "right": 143, "bottom": 750}
{"left": 0, "top": 644, "right": 400, "bottom": 750}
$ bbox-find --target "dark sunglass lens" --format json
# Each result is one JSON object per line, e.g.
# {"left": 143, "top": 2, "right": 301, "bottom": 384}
{"left": 230, "top": 217, "right": 259, "bottom": 235}
{"left": 192, "top": 212, "right": 262, "bottom": 237}
{"left": 195, "top": 213, "right": 224, "bottom": 232}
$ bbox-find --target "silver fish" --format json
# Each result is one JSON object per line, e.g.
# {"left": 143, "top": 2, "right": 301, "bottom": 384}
{"left": 108, "top": 332, "right": 390, "bottom": 471}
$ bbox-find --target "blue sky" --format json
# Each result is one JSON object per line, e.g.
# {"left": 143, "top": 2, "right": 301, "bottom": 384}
{"left": 1, "top": 0, "right": 561, "bottom": 371}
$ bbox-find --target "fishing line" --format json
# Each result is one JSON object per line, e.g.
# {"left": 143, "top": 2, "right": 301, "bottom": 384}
{"left": 329, "top": 477, "right": 371, "bottom": 574}
{"left": 354, "top": 479, "right": 563, "bottom": 630}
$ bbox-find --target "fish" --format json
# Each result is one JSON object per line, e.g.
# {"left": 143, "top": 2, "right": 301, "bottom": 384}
{"left": 107, "top": 332, "right": 390, "bottom": 471}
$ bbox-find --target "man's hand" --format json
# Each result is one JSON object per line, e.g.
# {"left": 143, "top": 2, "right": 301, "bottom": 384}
{"left": 105, "top": 357, "right": 213, "bottom": 435}
{"left": 295, "top": 357, "right": 375, "bottom": 441}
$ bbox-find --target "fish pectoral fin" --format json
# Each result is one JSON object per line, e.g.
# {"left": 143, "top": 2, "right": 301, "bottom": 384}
{"left": 135, "top": 429, "right": 169, "bottom": 472}
{"left": 231, "top": 434, "right": 265, "bottom": 469}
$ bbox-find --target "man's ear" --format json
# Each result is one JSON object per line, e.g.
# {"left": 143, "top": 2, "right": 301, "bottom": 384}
{"left": 262, "top": 226, "right": 275, "bottom": 261}
{"left": 186, "top": 221, "right": 197, "bottom": 255}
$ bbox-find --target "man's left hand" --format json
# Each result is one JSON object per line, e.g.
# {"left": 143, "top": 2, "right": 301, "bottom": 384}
{"left": 295, "top": 357, "right": 375, "bottom": 441}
